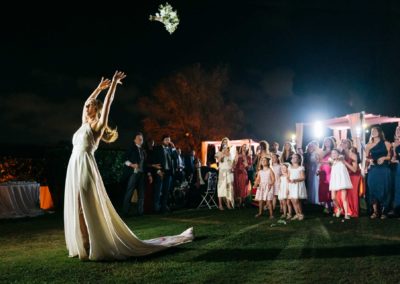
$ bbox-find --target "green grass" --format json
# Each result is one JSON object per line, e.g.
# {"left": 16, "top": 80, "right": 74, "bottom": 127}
{"left": 1, "top": 206, "right": 400, "bottom": 283}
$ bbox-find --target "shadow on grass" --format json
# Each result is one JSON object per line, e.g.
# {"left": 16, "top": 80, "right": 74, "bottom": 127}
{"left": 89, "top": 247, "right": 193, "bottom": 263}
{"left": 192, "top": 244, "right": 400, "bottom": 261}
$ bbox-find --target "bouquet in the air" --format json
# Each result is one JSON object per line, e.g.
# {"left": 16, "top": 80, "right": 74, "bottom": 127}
{"left": 149, "top": 2, "right": 180, "bottom": 34}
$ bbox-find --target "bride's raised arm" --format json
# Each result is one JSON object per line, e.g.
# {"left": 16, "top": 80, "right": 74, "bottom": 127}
{"left": 95, "top": 71, "right": 126, "bottom": 132}
{"left": 82, "top": 77, "right": 111, "bottom": 123}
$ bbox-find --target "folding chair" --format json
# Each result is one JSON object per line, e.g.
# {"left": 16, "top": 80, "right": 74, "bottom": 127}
{"left": 197, "top": 172, "right": 218, "bottom": 209}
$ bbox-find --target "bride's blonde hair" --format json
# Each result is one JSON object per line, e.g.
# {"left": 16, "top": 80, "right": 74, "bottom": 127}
{"left": 90, "top": 99, "right": 118, "bottom": 143}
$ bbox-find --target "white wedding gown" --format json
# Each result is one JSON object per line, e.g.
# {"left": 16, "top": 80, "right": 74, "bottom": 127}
{"left": 64, "top": 123, "right": 194, "bottom": 260}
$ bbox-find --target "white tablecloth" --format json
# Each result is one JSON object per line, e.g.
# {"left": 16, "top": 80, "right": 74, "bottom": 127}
{"left": 0, "top": 182, "right": 44, "bottom": 219}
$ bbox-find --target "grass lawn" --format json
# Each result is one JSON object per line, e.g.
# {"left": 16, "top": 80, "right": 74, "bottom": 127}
{"left": 1, "top": 206, "right": 400, "bottom": 283}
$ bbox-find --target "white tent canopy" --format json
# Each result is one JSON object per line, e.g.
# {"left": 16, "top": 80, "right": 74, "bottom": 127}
{"left": 295, "top": 111, "right": 400, "bottom": 174}
{"left": 296, "top": 112, "right": 400, "bottom": 149}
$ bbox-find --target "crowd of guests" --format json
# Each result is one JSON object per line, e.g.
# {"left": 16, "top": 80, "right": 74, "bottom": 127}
{"left": 120, "top": 125, "right": 400, "bottom": 221}
{"left": 120, "top": 132, "right": 214, "bottom": 216}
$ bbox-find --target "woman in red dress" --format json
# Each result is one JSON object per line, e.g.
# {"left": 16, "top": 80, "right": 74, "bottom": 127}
{"left": 234, "top": 144, "right": 252, "bottom": 208}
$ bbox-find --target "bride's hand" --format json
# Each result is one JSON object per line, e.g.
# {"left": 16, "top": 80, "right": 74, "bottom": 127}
{"left": 112, "top": 71, "right": 127, "bottom": 85}
{"left": 97, "top": 77, "right": 111, "bottom": 90}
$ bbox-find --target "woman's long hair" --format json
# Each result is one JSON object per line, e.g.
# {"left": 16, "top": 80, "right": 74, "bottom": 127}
{"left": 220, "top": 137, "right": 230, "bottom": 151}
{"left": 322, "top": 137, "right": 336, "bottom": 151}
{"left": 370, "top": 126, "right": 385, "bottom": 143}
{"left": 305, "top": 140, "right": 319, "bottom": 153}
{"left": 259, "top": 157, "right": 270, "bottom": 171}
{"left": 239, "top": 144, "right": 249, "bottom": 155}
{"left": 280, "top": 141, "right": 294, "bottom": 163}
{"left": 90, "top": 99, "right": 118, "bottom": 143}
{"left": 350, "top": 146, "right": 361, "bottom": 164}
{"left": 259, "top": 140, "right": 269, "bottom": 153}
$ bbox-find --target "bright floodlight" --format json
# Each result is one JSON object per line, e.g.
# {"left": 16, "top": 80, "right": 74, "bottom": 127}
{"left": 313, "top": 121, "right": 324, "bottom": 138}
{"left": 291, "top": 134, "right": 296, "bottom": 144}
{"left": 356, "top": 127, "right": 361, "bottom": 137}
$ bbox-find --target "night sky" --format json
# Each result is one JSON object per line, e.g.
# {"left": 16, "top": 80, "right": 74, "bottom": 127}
{"left": 2, "top": 0, "right": 400, "bottom": 148}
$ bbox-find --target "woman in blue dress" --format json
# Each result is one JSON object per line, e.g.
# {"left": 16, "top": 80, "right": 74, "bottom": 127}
{"left": 365, "top": 126, "right": 392, "bottom": 219}
{"left": 392, "top": 126, "right": 400, "bottom": 216}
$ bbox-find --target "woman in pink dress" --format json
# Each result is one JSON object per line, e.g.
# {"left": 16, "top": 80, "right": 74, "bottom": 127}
{"left": 318, "top": 137, "right": 335, "bottom": 214}
{"left": 335, "top": 139, "right": 361, "bottom": 217}
{"left": 234, "top": 144, "right": 252, "bottom": 208}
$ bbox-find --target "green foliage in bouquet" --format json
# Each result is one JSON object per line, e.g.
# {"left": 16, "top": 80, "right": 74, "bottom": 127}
{"left": 149, "top": 2, "right": 180, "bottom": 34}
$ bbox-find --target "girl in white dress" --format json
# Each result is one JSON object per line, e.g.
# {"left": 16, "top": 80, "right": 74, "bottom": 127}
{"left": 254, "top": 157, "right": 275, "bottom": 218}
{"left": 329, "top": 149, "right": 352, "bottom": 219}
{"left": 288, "top": 154, "right": 307, "bottom": 220}
{"left": 278, "top": 163, "right": 293, "bottom": 219}
{"left": 64, "top": 72, "right": 193, "bottom": 261}
{"left": 216, "top": 145, "right": 235, "bottom": 210}
{"left": 270, "top": 153, "right": 281, "bottom": 211}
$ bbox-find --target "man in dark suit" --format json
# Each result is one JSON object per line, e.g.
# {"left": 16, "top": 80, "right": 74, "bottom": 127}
{"left": 174, "top": 148, "right": 186, "bottom": 184}
{"left": 152, "top": 135, "right": 177, "bottom": 213}
{"left": 121, "top": 132, "right": 152, "bottom": 217}
{"left": 185, "top": 149, "right": 196, "bottom": 181}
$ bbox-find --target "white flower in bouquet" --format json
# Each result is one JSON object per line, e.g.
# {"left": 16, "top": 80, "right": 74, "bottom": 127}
{"left": 149, "top": 2, "right": 180, "bottom": 34}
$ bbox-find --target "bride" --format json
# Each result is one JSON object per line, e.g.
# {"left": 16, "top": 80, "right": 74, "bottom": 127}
{"left": 64, "top": 71, "right": 193, "bottom": 261}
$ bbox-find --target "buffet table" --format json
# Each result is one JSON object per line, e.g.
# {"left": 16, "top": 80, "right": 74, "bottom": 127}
{"left": 0, "top": 182, "right": 46, "bottom": 219}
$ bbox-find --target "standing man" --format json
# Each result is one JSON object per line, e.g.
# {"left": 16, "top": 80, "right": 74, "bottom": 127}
{"left": 185, "top": 149, "right": 196, "bottom": 182}
{"left": 121, "top": 132, "right": 152, "bottom": 217}
{"left": 153, "top": 135, "right": 176, "bottom": 213}
{"left": 175, "top": 148, "right": 186, "bottom": 184}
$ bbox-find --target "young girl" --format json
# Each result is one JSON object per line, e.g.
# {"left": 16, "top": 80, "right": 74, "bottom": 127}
{"left": 270, "top": 153, "right": 281, "bottom": 211}
{"left": 254, "top": 157, "right": 275, "bottom": 218}
{"left": 329, "top": 149, "right": 352, "bottom": 219}
{"left": 288, "top": 154, "right": 307, "bottom": 220}
{"left": 278, "top": 163, "right": 293, "bottom": 219}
